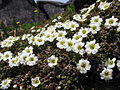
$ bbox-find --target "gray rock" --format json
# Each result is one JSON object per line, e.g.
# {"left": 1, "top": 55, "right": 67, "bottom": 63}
{"left": 0, "top": 0, "right": 64, "bottom": 25}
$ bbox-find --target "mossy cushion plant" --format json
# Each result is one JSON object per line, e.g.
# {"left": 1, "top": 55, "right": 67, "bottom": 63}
{"left": 0, "top": 0, "right": 120, "bottom": 90}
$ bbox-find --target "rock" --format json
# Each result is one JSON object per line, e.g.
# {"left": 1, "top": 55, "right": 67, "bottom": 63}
{"left": 0, "top": 0, "right": 64, "bottom": 25}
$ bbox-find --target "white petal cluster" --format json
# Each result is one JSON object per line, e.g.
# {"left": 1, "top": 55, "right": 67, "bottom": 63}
{"left": 78, "top": 27, "right": 90, "bottom": 38}
{"left": 19, "top": 46, "right": 38, "bottom": 66}
{"left": 0, "top": 79, "right": 12, "bottom": 89}
{"left": 57, "top": 16, "right": 62, "bottom": 20}
{"left": 55, "top": 22, "right": 63, "bottom": 28}
{"left": 100, "top": 68, "right": 113, "bottom": 80}
{"left": 117, "top": 22, "right": 120, "bottom": 32}
{"left": 106, "top": 58, "right": 116, "bottom": 69}
{"left": 31, "top": 77, "right": 40, "bottom": 87}
{"left": 0, "top": 36, "right": 19, "bottom": 48}
{"left": 56, "top": 31, "right": 67, "bottom": 40}
{"left": 98, "top": 1, "right": 111, "bottom": 10}
{"left": 105, "top": 16, "right": 118, "bottom": 28}
{"left": 72, "top": 34, "right": 83, "bottom": 42}
{"left": 65, "top": 38, "right": 75, "bottom": 51}
{"left": 89, "top": 23, "right": 101, "bottom": 34}
{"left": 47, "top": 55, "right": 58, "bottom": 67}
{"left": 69, "top": 21, "right": 79, "bottom": 31}
{"left": 62, "top": 20, "right": 79, "bottom": 31}
{"left": 85, "top": 40, "right": 100, "bottom": 54}
{"left": 0, "top": 46, "right": 38, "bottom": 67}
{"left": 3, "top": 51, "right": 13, "bottom": 61}
{"left": 117, "top": 60, "right": 120, "bottom": 71}
{"left": 9, "top": 57, "right": 20, "bottom": 67}
{"left": 56, "top": 37, "right": 67, "bottom": 49}
{"left": 73, "top": 42, "right": 85, "bottom": 55}
{"left": 90, "top": 15, "right": 103, "bottom": 25}
{"left": 22, "top": 34, "right": 31, "bottom": 40}
{"left": 77, "top": 59, "right": 91, "bottom": 74}
{"left": 73, "top": 14, "right": 86, "bottom": 22}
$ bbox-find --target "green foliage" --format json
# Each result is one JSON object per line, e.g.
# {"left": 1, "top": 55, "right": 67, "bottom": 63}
{"left": 66, "top": 4, "right": 75, "bottom": 13}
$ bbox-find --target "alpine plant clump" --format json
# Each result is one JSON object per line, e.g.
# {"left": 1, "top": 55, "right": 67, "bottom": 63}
{"left": 0, "top": 0, "right": 120, "bottom": 89}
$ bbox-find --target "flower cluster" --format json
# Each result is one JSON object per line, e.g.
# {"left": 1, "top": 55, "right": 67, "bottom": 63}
{"left": 100, "top": 58, "right": 118, "bottom": 80}
{"left": 0, "top": 77, "right": 41, "bottom": 89}
{"left": 0, "top": 79, "right": 12, "bottom": 89}
{"left": 0, "top": 36, "right": 19, "bottom": 48}
{"left": 0, "top": 46, "right": 38, "bottom": 67}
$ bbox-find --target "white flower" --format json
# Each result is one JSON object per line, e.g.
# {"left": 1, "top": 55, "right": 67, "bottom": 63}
{"left": 65, "top": 39, "right": 75, "bottom": 51}
{"left": 43, "top": 32, "right": 53, "bottom": 42}
{"left": 73, "top": 42, "right": 85, "bottom": 55}
{"left": 9, "top": 57, "right": 20, "bottom": 67}
{"left": 87, "top": 4, "right": 95, "bottom": 13}
{"left": 117, "top": 26, "right": 120, "bottom": 32}
{"left": 90, "top": 15, "right": 103, "bottom": 25}
{"left": 26, "top": 54, "right": 38, "bottom": 66}
{"left": 22, "top": 34, "right": 31, "bottom": 40}
{"left": 13, "top": 84, "right": 17, "bottom": 88}
{"left": 56, "top": 37, "right": 67, "bottom": 49}
{"left": 52, "top": 19, "right": 57, "bottom": 22}
{"left": 89, "top": 24, "right": 101, "bottom": 34}
{"left": 98, "top": 1, "right": 111, "bottom": 10}
{"left": 85, "top": 40, "right": 100, "bottom": 54}
{"left": 0, "top": 79, "right": 12, "bottom": 89}
{"left": 22, "top": 46, "right": 33, "bottom": 55}
{"left": 72, "top": 34, "right": 83, "bottom": 43}
{"left": 78, "top": 27, "right": 90, "bottom": 38}
{"left": 0, "top": 41, "right": 7, "bottom": 48}
{"left": 57, "top": 16, "right": 62, "bottom": 20}
{"left": 34, "top": 36, "right": 45, "bottom": 46}
{"left": 105, "top": 16, "right": 118, "bottom": 28}
{"left": 55, "top": 22, "right": 63, "bottom": 28}
{"left": 77, "top": 59, "right": 91, "bottom": 74}
{"left": 82, "top": 13, "right": 89, "bottom": 19}
{"left": 19, "top": 53, "right": 28, "bottom": 65}
{"left": 47, "top": 55, "right": 58, "bottom": 67}
{"left": 117, "top": 60, "right": 120, "bottom": 71}
{"left": 28, "top": 36, "right": 36, "bottom": 45}
{"left": 100, "top": 68, "right": 113, "bottom": 80}
{"left": 73, "top": 14, "right": 81, "bottom": 21}
{"left": 117, "top": 22, "right": 120, "bottom": 32}
{"left": 31, "top": 77, "right": 40, "bottom": 87}
{"left": 0, "top": 53, "right": 3, "bottom": 61}
{"left": 47, "top": 25, "right": 56, "bottom": 31}
{"left": 80, "top": 8, "right": 88, "bottom": 14}
{"left": 56, "top": 31, "right": 67, "bottom": 40}
{"left": 31, "top": 26, "right": 35, "bottom": 30}
{"left": 3, "top": 51, "right": 13, "bottom": 61}
{"left": 0, "top": 36, "right": 19, "bottom": 48}
{"left": 69, "top": 21, "right": 79, "bottom": 31}
{"left": 106, "top": 58, "right": 116, "bottom": 69}
{"left": 63, "top": 20, "right": 71, "bottom": 30}
{"left": 73, "top": 14, "right": 86, "bottom": 22}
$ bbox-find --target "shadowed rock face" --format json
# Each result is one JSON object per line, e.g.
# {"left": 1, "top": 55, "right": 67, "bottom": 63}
{"left": 0, "top": 0, "right": 64, "bottom": 25}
